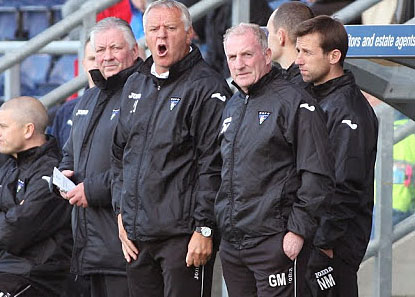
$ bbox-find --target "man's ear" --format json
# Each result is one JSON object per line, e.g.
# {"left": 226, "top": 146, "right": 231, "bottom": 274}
{"left": 186, "top": 26, "right": 194, "bottom": 46}
{"left": 277, "top": 28, "right": 286, "bottom": 46}
{"left": 329, "top": 49, "right": 342, "bottom": 65}
{"left": 265, "top": 47, "right": 272, "bottom": 65}
{"left": 23, "top": 123, "right": 35, "bottom": 140}
{"left": 132, "top": 43, "right": 140, "bottom": 61}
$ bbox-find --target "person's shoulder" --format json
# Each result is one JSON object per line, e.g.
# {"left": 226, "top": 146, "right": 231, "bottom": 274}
{"left": 269, "top": 77, "right": 314, "bottom": 106}
{"left": 190, "top": 59, "right": 227, "bottom": 83}
{"left": 56, "top": 98, "right": 80, "bottom": 115}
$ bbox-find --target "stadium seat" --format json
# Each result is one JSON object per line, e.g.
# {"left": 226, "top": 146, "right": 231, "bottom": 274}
{"left": 20, "top": 54, "right": 52, "bottom": 96}
{"left": 48, "top": 55, "right": 76, "bottom": 85}
{"left": 0, "top": 7, "right": 18, "bottom": 40}
{"left": 21, "top": 6, "right": 51, "bottom": 39}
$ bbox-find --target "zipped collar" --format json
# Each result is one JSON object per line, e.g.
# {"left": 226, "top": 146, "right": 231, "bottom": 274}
{"left": 283, "top": 63, "right": 301, "bottom": 81}
{"left": 89, "top": 58, "right": 143, "bottom": 91}
{"left": 232, "top": 66, "right": 282, "bottom": 97}
{"left": 308, "top": 70, "right": 354, "bottom": 101}
{"left": 140, "top": 44, "right": 203, "bottom": 82}
{"left": 15, "top": 136, "right": 60, "bottom": 167}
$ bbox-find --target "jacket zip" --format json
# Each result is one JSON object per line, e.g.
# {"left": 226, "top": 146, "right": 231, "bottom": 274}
{"left": 132, "top": 81, "right": 161, "bottom": 238}
{"left": 229, "top": 94, "right": 249, "bottom": 230}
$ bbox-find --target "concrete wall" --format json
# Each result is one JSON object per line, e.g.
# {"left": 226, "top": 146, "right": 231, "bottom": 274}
{"left": 358, "top": 232, "right": 415, "bottom": 297}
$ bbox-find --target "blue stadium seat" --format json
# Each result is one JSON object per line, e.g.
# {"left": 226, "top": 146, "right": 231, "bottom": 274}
{"left": 20, "top": 54, "right": 52, "bottom": 95}
{"left": 0, "top": 7, "right": 18, "bottom": 40}
{"left": 51, "top": 4, "right": 62, "bottom": 24}
{"left": 21, "top": 6, "right": 51, "bottom": 39}
{"left": 48, "top": 55, "right": 76, "bottom": 85}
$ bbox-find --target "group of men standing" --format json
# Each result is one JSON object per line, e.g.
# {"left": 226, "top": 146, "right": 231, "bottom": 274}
{"left": 0, "top": 1, "right": 378, "bottom": 297}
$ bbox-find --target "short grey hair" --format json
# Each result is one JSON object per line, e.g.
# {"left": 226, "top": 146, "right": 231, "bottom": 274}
{"left": 90, "top": 17, "right": 137, "bottom": 50}
{"left": 143, "top": 0, "right": 192, "bottom": 32}
{"left": 224, "top": 23, "right": 268, "bottom": 52}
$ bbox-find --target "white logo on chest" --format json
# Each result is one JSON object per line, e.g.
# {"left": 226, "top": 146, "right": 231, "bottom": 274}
{"left": 220, "top": 117, "right": 232, "bottom": 134}
{"left": 341, "top": 119, "right": 358, "bottom": 130}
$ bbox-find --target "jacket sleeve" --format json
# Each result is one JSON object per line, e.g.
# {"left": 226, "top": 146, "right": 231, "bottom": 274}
{"left": 60, "top": 109, "right": 76, "bottom": 171}
{"left": 0, "top": 164, "right": 71, "bottom": 255}
{"left": 83, "top": 170, "right": 112, "bottom": 208}
{"left": 313, "top": 107, "right": 373, "bottom": 248}
{"left": 192, "top": 81, "right": 232, "bottom": 228}
{"left": 111, "top": 89, "right": 131, "bottom": 216}
{"left": 286, "top": 99, "right": 335, "bottom": 240}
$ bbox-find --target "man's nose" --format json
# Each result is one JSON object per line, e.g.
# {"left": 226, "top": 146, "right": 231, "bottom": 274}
{"left": 104, "top": 47, "right": 114, "bottom": 60}
{"left": 295, "top": 52, "right": 303, "bottom": 65}
{"left": 157, "top": 27, "right": 167, "bottom": 38}
{"left": 234, "top": 55, "right": 245, "bottom": 69}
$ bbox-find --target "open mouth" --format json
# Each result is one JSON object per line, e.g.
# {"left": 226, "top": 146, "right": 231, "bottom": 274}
{"left": 157, "top": 44, "right": 168, "bottom": 56}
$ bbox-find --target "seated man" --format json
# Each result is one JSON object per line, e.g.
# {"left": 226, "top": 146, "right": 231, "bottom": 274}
{"left": 0, "top": 96, "right": 72, "bottom": 297}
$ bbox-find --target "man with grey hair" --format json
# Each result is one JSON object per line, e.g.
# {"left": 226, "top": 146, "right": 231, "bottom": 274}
{"left": 267, "top": 1, "right": 314, "bottom": 84}
{"left": 215, "top": 23, "right": 334, "bottom": 297}
{"left": 60, "top": 17, "right": 142, "bottom": 296}
{"left": 111, "top": 1, "right": 231, "bottom": 296}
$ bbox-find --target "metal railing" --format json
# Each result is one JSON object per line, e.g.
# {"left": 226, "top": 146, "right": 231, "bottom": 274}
{"left": 1, "top": 1, "right": 414, "bottom": 297}
{"left": 0, "top": 0, "right": 229, "bottom": 106}
{"left": 0, "top": 0, "right": 120, "bottom": 102}
{"left": 333, "top": 0, "right": 383, "bottom": 23}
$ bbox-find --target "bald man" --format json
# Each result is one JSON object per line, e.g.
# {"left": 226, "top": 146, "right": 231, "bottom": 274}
{"left": 0, "top": 97, "right": 72, "bottom": 297}
{"left": 267, "top": 2, "right": 314, "bottom": 85}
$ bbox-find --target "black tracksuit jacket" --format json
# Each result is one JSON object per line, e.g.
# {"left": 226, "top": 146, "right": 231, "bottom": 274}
{"left": 215, "top": 68, "right": 335, "bottom": 250}
{"left": 310, "top": 71, "right": 378, "bottom": 269}
{"left": 60, "top": 60, "right": 142, "bottom": 275}
{"left": 0, "top": 137, "right": 72, "bottom": 295}
{"left": 111, "top": 47, "right": 232, "bottom": 241}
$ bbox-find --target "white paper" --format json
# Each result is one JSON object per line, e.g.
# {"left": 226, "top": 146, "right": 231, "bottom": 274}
{"left": 53, "top": 167, "right": 76, "bottom": 193}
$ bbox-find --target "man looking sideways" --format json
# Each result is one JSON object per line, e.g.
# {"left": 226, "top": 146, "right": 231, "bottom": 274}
{"left": 296, "top": 15, "right": 378, "bottom": 297}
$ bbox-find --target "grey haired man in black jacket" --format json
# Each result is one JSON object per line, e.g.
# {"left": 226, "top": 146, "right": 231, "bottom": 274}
{"left": 216, "top": 23, "right": 335, "bottom": 297}
{"left": 60, "top": 17, "right": 142, "bottom": 297}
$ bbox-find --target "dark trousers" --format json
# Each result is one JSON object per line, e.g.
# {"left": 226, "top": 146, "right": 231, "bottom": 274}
{"left": 0, "top": 273, "right": 53, "bottom": 297}
{"left": 90, "top": 274, "right": 129, "bottom": 297}
{"left": 305, "top": 248, "right": 357, "bottom": 297}
{"left": 127, "top": 235, "right": 216, "bottom": 297}
{"left": 328, "top": 257, "right": 357, "bottom": 297}
{"left": 220, "top": 233, "right": 296, "bottom": 297}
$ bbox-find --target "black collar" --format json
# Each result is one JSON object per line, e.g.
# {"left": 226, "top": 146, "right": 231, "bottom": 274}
{"left": 308, "top": 70, "right": 354, "bottom": 101}
{"left": 232, "top": 66, "right": 282, "bottom": 96}
{"left": 15, "top": 136, "right": 59, "bottom": 167}
{"left": 141, "top": 44, "right": 203, "bottom": 81}
{"left": 90, "top": 58, "right": 143, "bottom": 91}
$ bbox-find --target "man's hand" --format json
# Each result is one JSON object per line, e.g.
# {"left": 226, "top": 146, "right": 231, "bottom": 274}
{"left": 283, "top": 232, "right": 304, "bottom": 260}
{"left": 320, "top": 248, "right": 334, "bottom": 259}
{"left": 60, "top": 170, "right": 74, "bottom": 200}
{"left": 66, "top": 182, "right": 88, "bottom": 208}
{"left": 118, "top": 214, "right": 139, "bottom": 263}
{"left": 186, "top": 232, "right": 212, "bottom": 267}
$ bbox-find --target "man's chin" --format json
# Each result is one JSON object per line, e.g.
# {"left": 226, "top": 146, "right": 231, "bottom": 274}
{"left": 104, "top": 70, "right": 118, "bottom": 79}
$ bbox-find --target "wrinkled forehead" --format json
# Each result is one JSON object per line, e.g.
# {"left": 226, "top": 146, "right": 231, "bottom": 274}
{"left": 225, "top": 32, "right": 261, "bottom": 53}
{"left": 94, "top": 28, "right": 127, "bottom": 46}
{"left": 145, "top": 6, "right": 184, "bottom": 26}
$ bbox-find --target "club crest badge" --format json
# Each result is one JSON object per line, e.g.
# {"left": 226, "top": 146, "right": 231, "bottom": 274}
{"left": 110, "top": 109, "right": 120, "bottom": 121}
{"left": 16, "top": 179, "right": 25, "bottom": 193}
{"left": 170, "top": 97, "right": 181, "bottom": 111}
{"left": 258, "top": 111, "right": 271, "bottom": 125}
